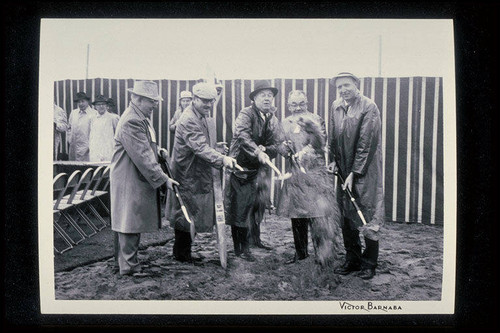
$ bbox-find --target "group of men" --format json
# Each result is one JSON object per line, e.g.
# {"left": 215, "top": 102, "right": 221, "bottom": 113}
{"left": 106, "top": 72, "right": 384, "bottom": 281}
{"left": 53, "top": 92, "right": 119, "bottom": 162}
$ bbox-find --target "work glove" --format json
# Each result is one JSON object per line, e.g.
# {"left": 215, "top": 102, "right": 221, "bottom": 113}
{"left": 296, "top": 144, "right": 313, "bottom": 163}
{"left": 326, "top": 161, "right": 338, "bottom": 174}
{"left": 282, "top": 140, "right": 294, "bottom": 156}
{"left": 223, "top": 156, "right": 238, "bottom": 169}
{"left": 257, "top": 151, "right": 270, "bottom": 165}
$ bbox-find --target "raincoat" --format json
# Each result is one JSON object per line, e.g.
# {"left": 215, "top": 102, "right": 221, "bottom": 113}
{"left": 276, "top": 111, "right": 336, "bottom": 218}
{"left": 89, "top": 111, "right": 120, "bottom": 162}
{"left": 224, "top": 104, "right": 282, "bottom": 228}
{"left": 329, "top": 93, "right": 385, "bottom": 238}
{"left": 54, "top": 104, "right": 68, "bottom": 160}
{"left": 110, "top": 103, "right": 169, "bottom": 234}
{"left": 166, "top": 105, "right": 225, "bottom": 233}
{"left": 67, "top": 106, "right": 96, "bottom": 161}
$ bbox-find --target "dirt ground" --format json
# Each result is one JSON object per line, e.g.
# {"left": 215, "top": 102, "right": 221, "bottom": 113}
{"left": 54, "top": 212, "right": 443, "bottom": 301}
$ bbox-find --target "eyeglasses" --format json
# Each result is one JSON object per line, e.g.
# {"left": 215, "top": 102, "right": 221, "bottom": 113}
{"left": 144, "top": 97, "right": 159, "bottom": 104}
{"left": 195, "top": 96, "right": 216, "bottom": 104}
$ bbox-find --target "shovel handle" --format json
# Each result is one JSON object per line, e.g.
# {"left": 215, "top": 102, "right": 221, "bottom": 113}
{"left": 334, "top": 171, "right": 367, "bottom": 225}
{"left": 265, "top": 159, "right": 282, "bottom": 177}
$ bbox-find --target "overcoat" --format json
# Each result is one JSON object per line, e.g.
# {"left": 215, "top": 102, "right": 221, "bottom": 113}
{"left": 224, "top": 104, "right": 282, "bottom": 228}
{"left": 166, "top": 105, "right": 225, "bottom": 233}
{"left": 54, "top": 104, "right": 68, "bottom": 160}
{"left": 110, "top": 103, "right": 169, "bottom": 233}
{"left": 67, "top": 106, "right": 96, "bottom": 161}
{"left": 89, "top": 111, "right": 120, "bottom": 162}
{"left": 276, "top": 111, "right": 336, "bottom": 218}
{"left": 329, "top": 93, "right": 385, "bottom": 233}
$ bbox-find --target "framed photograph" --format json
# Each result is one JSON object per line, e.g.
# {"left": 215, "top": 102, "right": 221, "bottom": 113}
{"left": 38, "top": 17, "right": 456, "bottom": 316}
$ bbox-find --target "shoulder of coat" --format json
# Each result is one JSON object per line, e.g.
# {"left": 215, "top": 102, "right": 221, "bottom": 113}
{"left": 236, "top": 106, "right": 254, "bottom": 120}
{"left": 331, "top": 98, "right": 344, "bottom": 110}
{"left": 240, "top": 105, "right": 254, "bottom": 114}
{"left": 177, "top": 107, "right": 201, "bottom": 128}
{"left": 359, "top": 95, "right": 379, "bottom": 112}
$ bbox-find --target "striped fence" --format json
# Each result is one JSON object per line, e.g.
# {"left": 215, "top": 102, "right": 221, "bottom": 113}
{"left": 54, "top": 76, "right": 444, "bottom": 225}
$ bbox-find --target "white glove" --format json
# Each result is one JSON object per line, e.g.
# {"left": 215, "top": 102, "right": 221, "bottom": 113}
{"left": 326, "top": 161, "right": 337, "bottom": 174}
{"left": 257, "top": 151, "right": 270, "bottom": 164}
{"left": 223, "top": 156, "right": 237, "bottom": 169}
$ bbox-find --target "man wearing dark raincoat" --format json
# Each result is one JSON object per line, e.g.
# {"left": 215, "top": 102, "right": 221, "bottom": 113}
{"left": 328, "top": 72, "right": 385, "bottom": 280}
{"left": 277, "top": 90, "right": 341, "bottom": 267}
{"left": 166, "top": 82, "right": 237, "bottom": 263}
{"left": 224, "top": 80, "right": 282, "bottom": 262}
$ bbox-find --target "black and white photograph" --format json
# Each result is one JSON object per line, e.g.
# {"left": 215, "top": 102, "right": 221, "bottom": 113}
{"left": 38, "top": 17, "right": 457, "bottom": 315}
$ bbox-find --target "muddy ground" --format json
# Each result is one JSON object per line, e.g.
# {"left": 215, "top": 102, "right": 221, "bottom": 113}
{"left": 54, "top": 212, "right": 443, "bottom": 301}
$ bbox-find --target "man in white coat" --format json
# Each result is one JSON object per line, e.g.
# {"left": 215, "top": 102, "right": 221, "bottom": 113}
{"left": 67, "top": 92, "right": 96, "bottom": 161}
{"left": 89, "top": 95, "right": 119, "bottom": 162}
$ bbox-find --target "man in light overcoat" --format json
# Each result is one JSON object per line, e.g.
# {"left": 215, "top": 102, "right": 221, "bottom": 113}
{"left": 110, "top": 80, "right": 177, "bottom": 276}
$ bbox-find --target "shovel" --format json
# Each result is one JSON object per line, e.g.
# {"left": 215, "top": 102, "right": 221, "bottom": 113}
{"left": 334, "top": 170, "right": 367, "bottom": 226}
{"left": 264, "top": 159, "right": 294, "bottom": 181}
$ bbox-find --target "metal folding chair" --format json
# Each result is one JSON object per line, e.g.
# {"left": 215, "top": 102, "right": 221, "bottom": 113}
{"left": 74, "top": 166, "right": 108, "bottom": 230}
{"left": 88, "top": 165, "right": 111, "bottom": 216}
{"left": 53, "top": 173, "right": 74, "bottom": 254}
{"left": 58, "top": 168, "right": 99, "bottom": 237}
{"left": 53, "top": 170, "right": 86, "bottom": 245}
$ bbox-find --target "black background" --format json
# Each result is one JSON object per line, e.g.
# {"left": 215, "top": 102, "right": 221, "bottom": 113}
{"left": 2, "top": 1, "right": 498, "bottom": 331}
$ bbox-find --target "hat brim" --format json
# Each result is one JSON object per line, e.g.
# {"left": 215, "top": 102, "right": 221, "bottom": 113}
{"left": 73, "top": 97, "right": 91, "bottom": 102}
{"left": 330, "top": 74, "right": 360, "bottom": 86}
{"left": 127, "top": 88, "right": 164, "bottom": 101}
{"left": 249, "top": 87, "right": 278, "bottom": 101}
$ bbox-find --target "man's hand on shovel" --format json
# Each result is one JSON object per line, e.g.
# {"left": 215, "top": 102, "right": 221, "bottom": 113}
{"left": 217, "top": 142, "right": 244, "bottom": 171}
{"left": 158, "top": 148, "right": 180, "bottom": 191}
{"left": 342, "top": 172, "right": 354, "bottom": 192}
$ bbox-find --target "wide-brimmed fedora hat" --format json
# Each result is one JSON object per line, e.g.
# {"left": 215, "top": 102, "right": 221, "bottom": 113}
{"left": 92, "top": 94, "right": 109, "bottom": 105}
{"left": 249, "top": 80, "right": 278, "bottom": 101}
{"left": 106, "top": 98, "right": 115, "bottom": 106}
{"left": 330, "top": 72, "right": 360, "bottom": 87}
{"left": 73, "top": 91, "right": 91, "bottom": 102}
{"left": 127, "top": 80, "right": 163, "bottom": 101}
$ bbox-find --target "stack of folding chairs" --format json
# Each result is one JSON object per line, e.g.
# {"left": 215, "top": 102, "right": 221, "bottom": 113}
{"left": 53, "top": 166, "right": 111, "bottom": 254}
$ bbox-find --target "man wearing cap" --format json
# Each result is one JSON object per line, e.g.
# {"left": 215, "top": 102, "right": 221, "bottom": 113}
{"left": 53, "top": 103, "right": 68, "bottom": 160}
{"left": 88, "top": 95, "right": 120, "bottom": 162}
{"left": 214, "top": 80, "right": 224, "bottom": 101}
{"left": 67, "top": 92, "right": 97, "bottom": 161}
{"left": 110, "top": 80, "right": 178, "bottom": 276}
{"left": 166, "top": 82, "right": 238, "bottom": 263}
{"left": 224, "top": 79, "right": 283, "bottom": 261}
{"left": 327, "top": 72, "right": 385, "bottom": 280}
{"left": 169, "top": 90, "right": 193, "bottom": 134}
{"left": 106, "top": 97, "right": 119, "bottom": 115}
